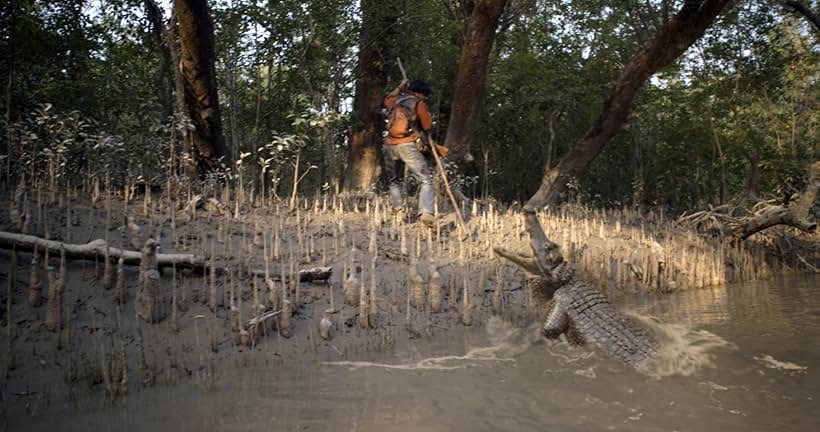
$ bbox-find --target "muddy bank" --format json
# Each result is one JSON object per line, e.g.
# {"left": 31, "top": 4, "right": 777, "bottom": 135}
{"left": 0, "top": 187, "right": 815, "bottom": 425}
{"left": 0, "top": 190, "right": 537, "bottom": 420}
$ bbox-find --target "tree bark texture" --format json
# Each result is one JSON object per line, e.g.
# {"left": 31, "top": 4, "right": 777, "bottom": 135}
{"left": 174, "top": 0, "right": 230, "bottom": 174}
{"left": 443, "top": 0, "right": 508, "bottom": 163}
{"left": 343, "top": 0, "right": 397, "bottom": 192}
{"left": 525, "top": 0, "right": 731, "bottom": 210}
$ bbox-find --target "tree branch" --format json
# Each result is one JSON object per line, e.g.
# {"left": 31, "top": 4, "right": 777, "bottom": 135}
{"left": 525, "top": 0, "right": 731, "bottom": 210}
{"left": 782, "top": 1, "right": 820, "bottom": 30}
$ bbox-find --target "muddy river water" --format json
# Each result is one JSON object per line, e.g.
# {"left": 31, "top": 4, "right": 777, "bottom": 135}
{"left": 10, "top": 274, "right": 819, "bottom": 431}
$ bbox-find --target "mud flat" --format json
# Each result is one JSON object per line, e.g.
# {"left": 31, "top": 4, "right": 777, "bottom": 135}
{"left": 0, "top": 187, "right": 813, "bottom": 428}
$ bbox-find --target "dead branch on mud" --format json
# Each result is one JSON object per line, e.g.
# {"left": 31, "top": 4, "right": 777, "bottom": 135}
{"left": 0, "top": 231, "right": 206, "bottom": 270}
{"left": 0, "top": 231, "right": 332, "bottom": 282}
{"left": 247, "top": 308, "right": 282, "bottom": 343}
{"left": 678, "top": 161, "right": 819, "bottom": 241}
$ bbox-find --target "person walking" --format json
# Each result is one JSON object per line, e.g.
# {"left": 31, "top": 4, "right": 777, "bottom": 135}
{"left": 383, "top": 79, "right": 436, "bottom": 227}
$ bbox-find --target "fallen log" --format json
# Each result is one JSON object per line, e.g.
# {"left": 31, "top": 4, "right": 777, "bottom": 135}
{"left": 677, "top": 161, "right": 819, "bottom": 241}
{"left": 732, "top": 204, "right": 817, "bottom": 240}
{"left": 732, "top": 161, "right": 819, "bottom": 240}
{"left": 0, "top": 231, "right": 332, "bottom": 282}
{"left": 248, "top": 266, "right": 332, "bottom": 283}
{"left": 0, "top": 231, "right": 206, "bottom": 271}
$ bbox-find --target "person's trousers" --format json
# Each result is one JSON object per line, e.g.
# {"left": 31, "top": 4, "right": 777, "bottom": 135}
{"left": 383, "top": 142, "right": 434, "bottom": 215}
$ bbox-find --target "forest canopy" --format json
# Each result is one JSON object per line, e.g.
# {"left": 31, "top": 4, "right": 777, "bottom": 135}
{"left": 1, "top": 0, "right": 817, "bottom": 213}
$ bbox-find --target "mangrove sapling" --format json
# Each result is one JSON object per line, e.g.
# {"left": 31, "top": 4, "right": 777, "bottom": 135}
{"left": 358, "top": 275, "right": 369, "bottom": 329}
{"left": 292, "top": 250, "right": 300, "bottom": 307}
{"left": 9, "top": 185, "right": 23, "bottom": 231}
{"left": 448, "top": 271, "right": 458, "bottom": 311}
{"left": 321, "top": 235, "right": 327, "bottom": 266}
{"left": 5, "top": 246, "right": 16, "bottom": 374}
{"left": 343, "top": 264, "right": 358, "bottom": 306}
{"left": 252, "top": 274, "right": 260, "bottom": 324}
{"left": 135, "top": 323, "right": 153, "bottom": 387}
{"left": 493, "top": 267, "right": 503, "bottom": 315}
{"left": 253, "top": 220, "right": 263, "bottom": 248}
{"left": 236, "top": 282, "right": 249, "bottom": 347}
{"left": 101, "top": 243, "right": 112, "bottom": 291}
{"left": 171, "top": 261, "right": 179, "bottom": 333}
{"left": 410, "top": 258, "right": 425, "bottom": 310}
{"left": 280, "top": 299, "right": 292, "bottom": 338}
{"left": 462, "top": 276, "right": 472, "bottom": 326}
{"left": 118, "top": 335, "right": 128, "bottom": 396}
{"left": 369, "top": 256, "right": 378, "bottom": 326}
{"left": 100, "top": 343, "right": 113, "bottom": 400}
{"left": 115, "top": 257, "right": 126, "bottom": 304}
{"left": 239, "top": 327, "right": 251, "bottom": 347}
{"left": 429, "top": 263, "right": 442, "bottom": 313}
{"left": 209, "top": 240, "right": 217, "bottom": 312}
{"left": 319, "top": 308, "right": 335, "bottom": 340}
{"left": 267, "top": 278, "right": 281, "bottom": 312}
{"left": 228, "top": 270, "right": 238, "bottom": 334}
{"left": 44, "top": 263, "right": 62, "bottom": 333}
{"left": 127, "top": 216, "right": 142, "bottom": 250}
{"left": 28, "top": 246, "right": 42, "bottom": 307}
{"left": 136, "top": 239, "right": 164, "bottom": 323}
{"left": 21, "top": 194, "right": 31, "bottom": 234}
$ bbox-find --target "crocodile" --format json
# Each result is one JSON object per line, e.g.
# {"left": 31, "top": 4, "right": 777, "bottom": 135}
{"left": 540, "top": 279, "right": 657, "bottom": 368}
{"left": 496, "top": 210, "right": 657, "bottom": 369}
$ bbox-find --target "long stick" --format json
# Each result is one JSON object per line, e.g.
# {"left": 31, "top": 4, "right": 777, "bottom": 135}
{"left": 429, "top": 139, "right": 466, "bottom": 231}
{"left": 396, "top": 58, "right": 467, "bottom": 231}
{"left": 396, "top": 57, "right": 407, "bottom": 80}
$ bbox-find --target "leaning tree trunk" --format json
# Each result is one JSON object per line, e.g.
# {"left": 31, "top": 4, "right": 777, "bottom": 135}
{"left": 443, "top": 0, "right": 508, "bottom": 164}
{"left": 175, "top": 0, "right": 230, "bottom": 174}
{"left": 525, "top": 0, "right": 731, "bottom": 210}
{"left": 343, "top": 0, "right": 397, "bottom": 192}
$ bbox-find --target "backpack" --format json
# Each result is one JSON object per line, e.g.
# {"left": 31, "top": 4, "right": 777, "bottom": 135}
{"left": 386, "top": 95, "right": 419, "bottom": 139}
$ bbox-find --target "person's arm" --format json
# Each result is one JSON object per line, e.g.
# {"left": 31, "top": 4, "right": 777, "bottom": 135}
{"left": 384, "top": 79, "right": 410, "bottom": 108}
{"left": 416, "top": 99, "right": 433, "bottom": 132}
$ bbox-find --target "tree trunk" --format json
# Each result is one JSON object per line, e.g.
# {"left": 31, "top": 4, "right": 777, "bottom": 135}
{"left": 174, "top": 0, "right": 230, "bottom": 174}
{"left": 443, "top": 0, "right": 508, "bottom": 163}
{"left": 143, "top": 0, "right": 174, "bottom": 121}
{"left": 167, "top": 10, "right": 190, "bottom": 178}
{"left": 3, "top": 2, "right": 15, "bottom": 177}
{"left": 343, "top": 0, "right": 397, "bottom": 192}
{"left": 525, "top": 0, "right": 731, "bottom": 210}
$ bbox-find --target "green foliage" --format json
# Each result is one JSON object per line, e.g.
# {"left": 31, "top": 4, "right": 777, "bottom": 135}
{"left": 6, "top": 102, "right": 189, "bottom": 186}
{"left": 1, "top": 0, "right": 816, "bottom": 212}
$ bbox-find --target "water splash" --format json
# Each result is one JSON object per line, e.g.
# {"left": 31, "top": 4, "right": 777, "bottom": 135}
{"left": 628, "top": 312, "right": 734, "bottom": 377}
{"left": 753, "top": 354, "right": 807, "bottom": 372}
{"left": 324, "top": 318, "right": 536, "bottom": 371}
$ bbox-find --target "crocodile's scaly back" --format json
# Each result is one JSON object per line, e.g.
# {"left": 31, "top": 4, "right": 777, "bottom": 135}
{"left": 557, "top": 282, "right": 657, "bottom": 367}
{"left": 495, "top": 210, "right": 656, "bottom": 369}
